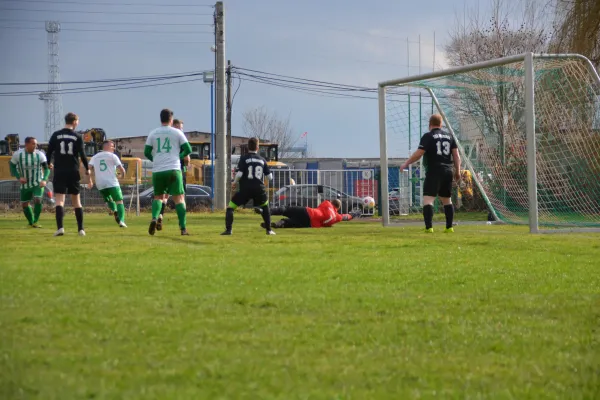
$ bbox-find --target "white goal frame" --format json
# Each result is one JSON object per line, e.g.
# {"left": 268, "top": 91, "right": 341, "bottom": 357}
{"left": 378, "top": 53, "right": 600, "bottom": 233}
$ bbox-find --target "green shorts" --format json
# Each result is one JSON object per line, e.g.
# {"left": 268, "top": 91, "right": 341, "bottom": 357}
{"left": 152, "top": 169, "right": 184, "bottom": 196}
{"left": 20, "top": 186, "right": 44, "bottom": 202}
{"left": 99, "top": 186, "right": 123, "bottom": 203}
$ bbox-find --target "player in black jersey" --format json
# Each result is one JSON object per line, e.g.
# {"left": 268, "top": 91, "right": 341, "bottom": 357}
{"left": 221, "top": 137, "right": 275, "bottom": 236}
{"left": 46, "top": 112, "right": 90, "bottom": 237}
{"left": 400, "top": 114, "right": 461, "bottom": 233}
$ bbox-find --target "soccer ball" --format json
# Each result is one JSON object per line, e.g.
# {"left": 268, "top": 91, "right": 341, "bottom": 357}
{"left": 362, "top": 196, "right": 375, "bottom": 209}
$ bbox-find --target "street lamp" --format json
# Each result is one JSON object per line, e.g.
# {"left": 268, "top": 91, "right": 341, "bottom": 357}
{"left": 203, "top": 69, "right": 215, "bottom": 211}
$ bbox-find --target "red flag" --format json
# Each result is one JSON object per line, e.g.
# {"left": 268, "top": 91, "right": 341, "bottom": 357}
{"left": 300, "top": 132, "right": 308, "bottom": 138}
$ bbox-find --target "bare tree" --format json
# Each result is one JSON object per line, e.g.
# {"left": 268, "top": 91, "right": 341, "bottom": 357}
{"left": 241, "top": 106, "right": 306, "bottom": 160}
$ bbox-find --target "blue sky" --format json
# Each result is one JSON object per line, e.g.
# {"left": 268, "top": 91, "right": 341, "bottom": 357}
{"left": 0, "top": 0, "right": 485, "bottom": 158}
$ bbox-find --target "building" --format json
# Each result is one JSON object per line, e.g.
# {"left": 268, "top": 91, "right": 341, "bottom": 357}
{"left": 112, "top": 131, "right": 251, "bottom": 158}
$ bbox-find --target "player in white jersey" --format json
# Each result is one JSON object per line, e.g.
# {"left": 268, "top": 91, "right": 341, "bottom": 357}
{"left": 88, "top": 140, "right": 128, "bottom": 228}
{"left": 144, "top": 108, "right": 192, "bottom": 236}
{"left": 9, "top": 137, "right": 51, "bottom": 228}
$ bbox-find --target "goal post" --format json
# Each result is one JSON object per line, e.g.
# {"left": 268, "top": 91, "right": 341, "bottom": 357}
{"left": 378, "top": 53, "right": 600, "bottom": 233}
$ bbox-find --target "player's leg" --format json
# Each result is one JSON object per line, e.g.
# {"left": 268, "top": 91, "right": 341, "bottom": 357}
{"left": 283, "top": 206, "right": 312, "bottom": 228}
{"left": 109, "top": 186, "right": 126, "bottom": 227}
{"left": 169, "top": 170, "right": 187, "bottom": 235}
{"left": 32, "top": 186, "right": 44, "bottom": 226}
{"left": 100, "top": 188, "right": 118, "bottom": 223}
{"left": 157, "top": 195, "right": 168, "bottom": 231}
{"left": 438, "top": 168, "right": 455, "bottom": 232}
{"left": 52, "top": 172, "right": 67, "bottom": 236}
{"left": 149, "top": 171, "right": 169, "bottom": 235}
{"left": 422, "top": 171, "right": 438, "bottom": 232}
{"left": 68, "top": 171, "right": 85, "bottom": 236}
{"left": 254, "top": 187, "right": 274, "bottom": 235}
{"left": 222, "top": 190, "right": 247, "bottom": 235}
{"left": 20, "top": 188, "right": 34, "bottom": 226}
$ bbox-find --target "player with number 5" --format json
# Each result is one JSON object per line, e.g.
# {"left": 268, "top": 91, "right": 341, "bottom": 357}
{"left": 222, "top": 137, "right": 275, "bottom": 236}
{"left": 88, "top": 140, "right": 128, "bottom": 228}
{"left": 144, "top": 109, "right": 192, "bottom": 236}
{"left": 400, "top": 114, "right": 461, "bottom": 233}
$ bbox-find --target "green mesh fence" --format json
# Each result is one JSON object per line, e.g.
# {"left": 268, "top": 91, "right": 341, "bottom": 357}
{"left": 385, "top": 57, "right": 600, "bottom": 228}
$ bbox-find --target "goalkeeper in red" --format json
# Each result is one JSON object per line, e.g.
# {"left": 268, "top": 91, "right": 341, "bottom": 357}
{"left": 88, "top": 140, "right": 127, "bottom": 228}
{"left": 401, "top": 114, "right": 461, "bottom": 233}
{"left": 144, "top": 108, "right": 192, "bottom": 236}
{"left": 9, "top": 137, "right": 51, "bottom": 227}
{"left": 264, "top": 199, "right": 360, "bottom": 229}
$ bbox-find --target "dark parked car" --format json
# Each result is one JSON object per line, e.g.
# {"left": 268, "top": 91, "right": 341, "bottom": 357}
{"left": 271, "top": 184, "right": 365, "bottom": 214}
{"left": 0, "top": 179, "right": 55, "bottom": 207}
{"left": 123, "top": 184, "right": 212, "bottom": 209}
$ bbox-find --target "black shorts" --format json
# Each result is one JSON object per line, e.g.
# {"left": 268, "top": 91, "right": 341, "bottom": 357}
{"left": 282, "top": 206, "right": 311, "bottom": 228}
{"left": 53, "top": 170, "right": 81, "bottom": 195}
{"left": 423, "top": 167, "right": 453, "bottom": 198}
{"left": 231, "top": 184, "right": 268, "bottom": 208}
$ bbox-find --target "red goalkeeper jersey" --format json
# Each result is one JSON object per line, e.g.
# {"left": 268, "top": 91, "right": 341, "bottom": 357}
{"left": 305, "top": 200, "right": 352, "bottom": 228}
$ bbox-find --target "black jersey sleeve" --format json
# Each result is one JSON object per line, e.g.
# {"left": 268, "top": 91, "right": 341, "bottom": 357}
{"left": 262, "top": 157, "right": 271, "bottom": 176}
{"left": 451, "top": 137, "right": 458, "bottom": 150}
{"left": 418, "top": 133, "right": 433, "bottom": 152}
{"left": 46, "top": 132, "right": 56, "bottom": 164}
{"left": 77, "top": 134, "right": 89, "bottom": 170}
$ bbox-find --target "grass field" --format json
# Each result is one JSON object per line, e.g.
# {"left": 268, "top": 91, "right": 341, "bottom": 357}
{"left": 1, "top": 211, "right": 599, "bottom": 399}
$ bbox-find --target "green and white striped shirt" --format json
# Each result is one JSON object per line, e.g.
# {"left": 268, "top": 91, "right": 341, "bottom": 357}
{"left": 10, "top": 149, "right": 48, "bottom": 189}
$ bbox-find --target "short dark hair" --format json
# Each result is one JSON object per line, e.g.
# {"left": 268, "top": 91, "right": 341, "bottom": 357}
{"left": 25, "top": 136, "right": 36, "bottom": 144}
{"left": 173, "top": 119, "right": 183, "bottom": 126}
{"left": 248, "top": 137, "right": 259, "bottom": 152}
{"left": 331, "top": 199, "right": 341, "bottom": 209}
{"left": 160, "top": 109, "right": 173, "bottom": 124}
{"left": 65, "top": 112, "right": 78, "bottom": 124}
{"left": 429, "top": 114, "right": 442, "bottom": 127}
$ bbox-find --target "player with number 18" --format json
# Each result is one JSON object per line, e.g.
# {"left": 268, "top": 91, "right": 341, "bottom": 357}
{"left": 222, "top": 137, "right": 275, "bottom": 236}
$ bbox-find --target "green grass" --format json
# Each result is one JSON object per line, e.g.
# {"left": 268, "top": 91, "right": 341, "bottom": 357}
{"left": 1, "top": 211, "right": 599, "bottom": 399}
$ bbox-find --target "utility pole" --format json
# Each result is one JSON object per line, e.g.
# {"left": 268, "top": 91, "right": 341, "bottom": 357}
{"left": 226, "top": 59, "right": 232, "bottom": 202}
{"left": 213, "top": 2, "right": 227, "bottom": 209}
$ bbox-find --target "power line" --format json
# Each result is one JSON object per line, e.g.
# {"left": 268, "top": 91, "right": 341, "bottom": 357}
{"left": 0, "top": 7, "right": 212, "bottom": 16}
{"left": 0, "top": 18, "right": 213, "bottom": 26}
{"left": 2, "top": 0, "right": 213, "bottom": 7}
{"left": 0, "top": 71, "right": 203, "bottom": 86}
{"left": 0, "top": 25, "right": 212, "bottom": 33}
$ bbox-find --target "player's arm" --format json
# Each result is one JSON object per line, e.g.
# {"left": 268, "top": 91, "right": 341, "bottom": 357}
{"left": 263, "top": 159, "right": 273, "bottom": 181}
{"left": 40, "top": 156, "right": 50, "bottom": 186}
{"left": 401, "top": 135, "right": 429, "bottom": 170}
{"left": 9, "top": 154, "right": 23, "bottom": 182}
{"left": 77, "top": 136, "right": 90, "bottom": 172}
{"left": 452, "top": 146, "right": 461, "bottom": 182}
{"left": 144, "top": 134, "right": 154, "bottom": 161}
{"left": 46, "top": 135, "right": 55, "bottom": 167}
{"left": 178, "top": 130, "right": 192, "bottom": 159}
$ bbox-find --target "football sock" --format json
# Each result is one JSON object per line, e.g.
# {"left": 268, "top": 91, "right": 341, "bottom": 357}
{"left": 444, "top": 204, "right": 454, "bottom": 229}
{"left": 107, "top": 201, "right": 117, "bottom": 212}
{"left": 33, "top": 202, "right": 42, "bottom": 223}
{"left": 160, "top": 201, "right": 166, "bottom": 217}
{"left": 225, "top": 207, "right": 234, "bottom": 231}
{"left": 23, "top": 205, "right": 33, "bottom": 225}
{"left": 261, "top": 205, "right": 271, "bottom": 231}
{"left": 55, "top": 205, "right": 64, "bottom": 229}
{"left": 423, "top": 204, "right": 434, "bottom": 230}
{"left": 75, "top": 207, "right": 84, "bottom": 231}
{"left": 151, "top": 199, "right": 162, "bottom": 220}
{"left": 117, "top": 203, "right": 125, "bottom": 223}
{"left": 175, "top": 203, "right": 186, "bottom": 230}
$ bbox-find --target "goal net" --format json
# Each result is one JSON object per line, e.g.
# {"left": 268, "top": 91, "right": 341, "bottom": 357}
{"left": 379, "top": 53, "right": 600, "bottom": 232}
